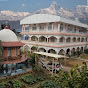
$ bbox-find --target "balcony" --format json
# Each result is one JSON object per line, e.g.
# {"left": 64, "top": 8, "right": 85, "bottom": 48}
{"left": 22, "top": 40, "right": 88, "bottom": 47}
{"left": 0, "top": 54, "right": 28, "bottom": 64}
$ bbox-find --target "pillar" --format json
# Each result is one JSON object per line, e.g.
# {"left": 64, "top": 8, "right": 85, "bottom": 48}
{"left": 58, "top": 23, "right": 60, "bottom": 32}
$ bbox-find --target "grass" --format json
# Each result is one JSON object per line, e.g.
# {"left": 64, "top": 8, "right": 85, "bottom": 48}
{"left": 64, "top": 58, "right": 88, "bottom": 68}
{"left": 80, "top": 54, "right": 88, "bottom": 59}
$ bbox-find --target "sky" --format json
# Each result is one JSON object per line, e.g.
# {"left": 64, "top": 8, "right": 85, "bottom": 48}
{"left": 0, "top": 0, "right": 87, "bottom": 13}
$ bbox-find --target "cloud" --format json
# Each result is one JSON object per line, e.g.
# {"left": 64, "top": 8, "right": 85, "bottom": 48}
{"left": 22, "top": 4, "right": 26, "bottom": 7}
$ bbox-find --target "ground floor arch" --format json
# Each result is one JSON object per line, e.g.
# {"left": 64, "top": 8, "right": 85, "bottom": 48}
{"left": 58, "top": 49, "right": 65, "bottom": 55}
{"left": 38, "top": 48, "right": 46, "bottom": 52}
{"left": 48, "top": 49, "right": 57, "bottom": 54}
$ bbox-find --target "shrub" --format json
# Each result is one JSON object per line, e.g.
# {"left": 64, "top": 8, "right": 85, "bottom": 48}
{"left": 0, "top": 81, "right": 7, "bottom": 88}
{"left": 39, "top": 80, "right": 58, "bottom": 88}
{"left": 12, "top": 80, "right": 22, "bottom": 88}
{"left": 22, "top": 74, "right": 37, "bottom": 85}
{"left": 36, "top": 76, "right": 45, "bottom": 81}
{"left": 84, "top": 49, "right": 88, "bottom": 54}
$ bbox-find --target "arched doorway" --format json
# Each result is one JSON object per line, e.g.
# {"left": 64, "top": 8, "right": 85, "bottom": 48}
{"left": 66, "top": 48, "right": 70, "bottom": 55}
{"left": 48, "top": 49, "right": 56, "bottom": 54}
{"left": 59, "top": 37, "right": 65, "bottom": 43}
{"left": 38, "top": 48, "right": 46, "bottom": 52}
{"left": 58, "top": 49, "right": 65, "bottom": 55}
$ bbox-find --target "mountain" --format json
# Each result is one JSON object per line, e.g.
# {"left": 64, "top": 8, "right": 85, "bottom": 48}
{"left": 33, "top": 1, "right": 75, "bottom": 19}
{"left": 33, "top": 1, "right": 88, "bottom": 24}
{"left": 0, "top": 10, "right": 30, "bottom": 21}
{"left": 75, "top": 5, "right": 88, "bottom": 24}
{"left": 0, "top": 1, "right": 88, "bottom": 30}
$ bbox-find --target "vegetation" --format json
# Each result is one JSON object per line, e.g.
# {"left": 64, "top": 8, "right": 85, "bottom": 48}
{"left": 53, "top": 62, "right": 88, "bottom": 88}
{"left": 39, "top": 80, "right": 59, "bottom": 88}
{"left": 84, "top": 49, "right": 88, "bottom": 54}
{"left": 12, "top": 80, "right": 22, "bottom": 88}
{"left": 80, "top": 54, "right": 88, "bottom": 59}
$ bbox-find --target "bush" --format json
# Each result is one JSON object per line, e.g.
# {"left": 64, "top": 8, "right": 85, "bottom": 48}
{"left": 39, "top": 80, "right": 58, "bottom": 88}
{"left": 12, "top": 80, "right": 22, "bottom": 88}
{"left": 36, "top": 76, "right": 45, "bottom": 81}
{"left": 84, "top": 49, "right": 88, "bottom": 54}
{"left": 0, "top": 81, "right": 7, "bottom": 88}
{"left": 22, "top": 74, "right": 37, "bottom": 85}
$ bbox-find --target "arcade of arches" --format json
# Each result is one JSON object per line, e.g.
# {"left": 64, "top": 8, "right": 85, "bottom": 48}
{"left": 24, "top": 45, "right": 85, "bottom": 55}
{"left": 23, "top": 36, "right": 87, "bottom": 43}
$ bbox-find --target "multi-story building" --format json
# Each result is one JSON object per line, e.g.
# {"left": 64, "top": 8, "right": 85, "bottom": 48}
{"left": 20, "top": 14, "right": 88, "bottom": 55}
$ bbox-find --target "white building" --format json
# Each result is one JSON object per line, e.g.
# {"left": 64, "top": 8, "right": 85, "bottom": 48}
{"left": 20, "top": 14, "right": 88, "bottom": 55}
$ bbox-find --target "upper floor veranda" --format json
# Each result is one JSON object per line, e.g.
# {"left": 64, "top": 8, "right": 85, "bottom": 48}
{"left": 20, "top": 14, "right": 88, "bottom": 36}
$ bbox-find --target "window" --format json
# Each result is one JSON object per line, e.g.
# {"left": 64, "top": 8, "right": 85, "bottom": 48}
{"left": 60, "top": 23, "right": 63, "bottom": 32}
{"left": 25, "top": 25, "right": 29, "bottom": 32}
{"left": 79, "top": 27, "right": 86, "bottom": 34}
{"left": 74, "top": 26, "right": 76, "bottom": 33}
{"left": 48, "top": 23, "right": 52, "bottom": 30}
{"left": 40, "top": 24, "right": 44, "bottom": 31}
{"left": 67, "top": 25, "right": 71, "bottom": 33}
{"left": 8, "top": 48, "right": 11, "bottom": 57}
{"left": 32, "top": 24, "right": 37, "bottom": 31}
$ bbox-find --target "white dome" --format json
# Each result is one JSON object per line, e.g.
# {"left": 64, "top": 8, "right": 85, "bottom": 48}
{"left": 0, "top": 29, "right": 18, "bottom": 42}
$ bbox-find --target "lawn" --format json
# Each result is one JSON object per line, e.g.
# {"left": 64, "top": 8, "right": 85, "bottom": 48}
{"left": 80, "top": 54, "right": 88, "bottom": 59}
{"left": 64, "top": 58, "right": 88, "bottom": 68}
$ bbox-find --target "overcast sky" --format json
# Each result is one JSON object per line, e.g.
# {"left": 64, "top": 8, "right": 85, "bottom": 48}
{"left": 0, "top": 0, "right": 87, "bottom": 12}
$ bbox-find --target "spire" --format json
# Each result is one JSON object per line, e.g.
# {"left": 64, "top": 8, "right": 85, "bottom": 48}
{"left": 4, "top": 26, "right": 9, "bottom": 29}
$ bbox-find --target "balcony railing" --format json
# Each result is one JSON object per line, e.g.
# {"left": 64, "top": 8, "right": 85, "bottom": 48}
{"left": 22, "top": 40, "right": 88, "bottom": 46}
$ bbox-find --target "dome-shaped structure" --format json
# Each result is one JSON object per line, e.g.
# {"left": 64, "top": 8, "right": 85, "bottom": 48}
{"left": 0, "top": 29, "right": 18, "bottom": 42}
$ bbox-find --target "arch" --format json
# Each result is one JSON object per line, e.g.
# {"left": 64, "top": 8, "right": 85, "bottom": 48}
{"left": 81, "top": 38, "right": 84, "bottom": 42}
{"left": 25, "top": 35, "right": 29, "bottom": 40}
{"left": 58, "top": 49, "right": 65, "bottom": 55}
{"left": 48, "top": 36, "right": 57, "bottom": 43}
{"left": 77, "top": 37, "right": 80, "bottom": 42}
{"left": 66, "top": 48, "right": 70, "bottom": 55}
{"left": 24, "top": 45, "right": 30, "bottom": 51}
{"left": 73, "top": 37, "right": 76, "bottom": 42}
{"left": 31, "top": 46, "right": 37, "bottom": 52}
{"left": 59, "top": 37, "right": 65, "bottom": 43}
{"left": 38, "top": 48, "right": 46, "bottom": 52}
{"left": 39, "top": 36, "right": 47, "bottom": 42}
{"left": 71, "top": 48, "right": 75, "bottom": 54}
{"left": 76, "top": 47, "right": 80, "bottom": 51}
{"left": 31, "top": 36, "right": 38, "bottom": 41}
{"left": 80, "top": 47, "right": 83, "bottom": 52}
{"left": 48, "top": 49, "right": 57, "bottom": 54}
{"left": 66, "top": 37, "right": 71, "bottom": 43}
{"left": 85, "top": 37, "right": 87, "bottom": 42}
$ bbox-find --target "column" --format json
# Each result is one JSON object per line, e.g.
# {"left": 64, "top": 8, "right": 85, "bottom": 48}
{"left": 65, "top": 24, "right": 67, "bottom": 32}
{"left": 52, "top": 23, "right": 54, "bottom": 31}
{"left": 29, "top": 24, "right": 30, "bottom": 32}
{"left": 24, "top": 25, "right": 25, "bottom": 32}
{"left": 22, "top": 25, "right": 23, "bottom": 32}
{"left": 72, "top": 25, "right": 74, "bottom": 33}
{"left": 58, "top": 23, "right": 60, "bottom": 32}
{"left": 37, "top": 24, "right": 39, "bottom": 32}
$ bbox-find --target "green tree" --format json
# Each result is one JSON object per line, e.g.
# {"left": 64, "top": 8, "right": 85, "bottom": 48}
{"left": 53, "top": 62, "right": 88, "bottom": 88}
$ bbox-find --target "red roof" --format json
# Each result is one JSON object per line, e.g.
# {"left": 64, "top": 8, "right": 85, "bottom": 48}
{"left": 2, "top": 41, "right": 24, "bottom": 47}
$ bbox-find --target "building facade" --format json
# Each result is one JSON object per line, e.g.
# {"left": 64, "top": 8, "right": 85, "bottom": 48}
{"left": 0, "top": 26, "right": 28, "bottom": 76}
{"left": 20, "top": 14, "right": 88, "bottom": 55}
